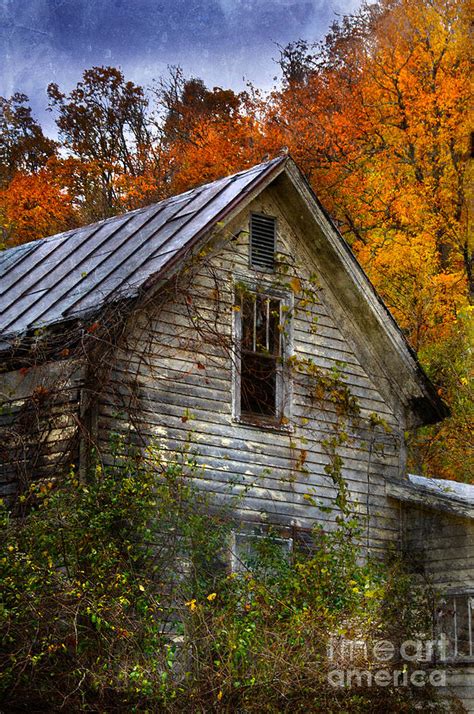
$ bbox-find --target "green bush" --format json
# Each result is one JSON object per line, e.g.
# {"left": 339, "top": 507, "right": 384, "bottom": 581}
{"left": 0, "top": 444, "right": 458, "bottom": 712}
{"left": 1, "top": 443, "right": 229, "bottom": 711}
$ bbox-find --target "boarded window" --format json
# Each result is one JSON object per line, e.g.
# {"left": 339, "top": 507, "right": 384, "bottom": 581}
{"left": 250, "top": 214, "right": 276, "bottom": 271}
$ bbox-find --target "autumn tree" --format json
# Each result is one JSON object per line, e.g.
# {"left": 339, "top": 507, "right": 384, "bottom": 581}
{"left": 0, "top": 93, "right": 57, "bottom": 186}
{"left": 267, "top": 0, "right": 472, "bottom": 481}
{"left": 157, "top": 67, "right": 241, "bottom": 144}
{"left": 151, "top": 67, "right": 278, "bottom": 194}
{"left": 0, "top": 95, "right": 72, "bottom": 248}
{"left": 0, "top": 159, "right": 76, "bottom": 249}
{"left": 270, "top": 0, "right": 471, "bottom": 346}
{"left": 47, "top": 66, "right": 159, "bottom": 220}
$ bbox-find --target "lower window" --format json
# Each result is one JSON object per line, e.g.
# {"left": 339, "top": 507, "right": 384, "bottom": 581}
{"left": 230, "top": 531, "right": 293, "bottom": 574}
{"left": 436, "top": 591, "right": 474, "bottom": 661}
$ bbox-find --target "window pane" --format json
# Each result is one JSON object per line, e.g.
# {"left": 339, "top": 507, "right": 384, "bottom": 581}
{"left": 241, "top": 293, "right": 255, "bottom": 351}
{"left": 241, "top": 353, "right": 277, "bottom": 417}
{"left": 437, "top": 594, "right": 474, "bottom": 660}
{"left": 269, "top": 299, "right": 281, "bottom": 356}
{"left": 231, "top": 532, "right": 293, "bottom": 574}
{"left": 456, "top": 596, "right": 473, "bottom": 658}
{"left": 255, "top": 295, "right": 267, "bottom": 352}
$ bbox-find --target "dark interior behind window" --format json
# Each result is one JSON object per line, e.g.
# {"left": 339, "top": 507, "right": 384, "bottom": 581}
{"left": 240, "top": 292, "right": 281, "bottom": 419}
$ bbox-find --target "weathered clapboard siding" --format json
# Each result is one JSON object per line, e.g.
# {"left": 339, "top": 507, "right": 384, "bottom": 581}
{"left": 96, "top": 189, "right": 405, "bottom": 550}
{"left": 401, "top": 504, "right": 474, "bottom": 712}
{"left": 0, "top": 360, "right": 84, "bottom": 496}
{"left": 443, "top": 668, "right": 474, "bottom": 713}
{"left": 99, "top": 385, "right": 400, "bottom": 452}
{"left": 402, "top": 505, "right": 474, "bottom": 589}
{"left": 97, "top": 418, "right": 398, "bottom": 496}
{"left": 104, "top": 362, "right": 399, "bottom": 428}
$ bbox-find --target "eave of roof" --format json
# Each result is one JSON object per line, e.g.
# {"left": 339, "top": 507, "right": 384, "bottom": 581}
{"left": 386, "top": 474, "right": 474, "bottom": 520}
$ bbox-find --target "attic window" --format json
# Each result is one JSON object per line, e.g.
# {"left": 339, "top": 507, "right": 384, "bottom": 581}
{"left": 233, "top": 284, "right": 292, "bottom": 427}
{"left": 250, "top": 213, "right": 276, "bottom": 271}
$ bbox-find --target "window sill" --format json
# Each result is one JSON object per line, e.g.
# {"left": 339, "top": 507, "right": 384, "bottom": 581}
{"left": 436, "top": 656, "right": 474, "bottom": 667}
{"left": 232, "top": 415, "right": 293, "bottom": 434}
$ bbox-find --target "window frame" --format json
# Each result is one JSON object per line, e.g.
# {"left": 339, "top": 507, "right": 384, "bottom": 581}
{"left": 232, "top": 278, "right": 293, "bottom": 430}
{"left": 436, "top": 589, "right": 474, "bottom": 664}
{"left": 230, "top": 530, "right": 294, "bottom": 574}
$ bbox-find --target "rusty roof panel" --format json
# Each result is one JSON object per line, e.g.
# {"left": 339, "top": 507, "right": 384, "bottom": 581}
{"left": 0, "top": 157, "right": 286, "bottom": 343}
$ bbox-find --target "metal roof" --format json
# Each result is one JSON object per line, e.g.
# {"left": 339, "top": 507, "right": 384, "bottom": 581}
{"left": 0, "top": 157, "right": 285, "bottom": 344}
{"left": 408, "top": 474, "right": 474, "bottom": 507}
{"left": 386, "top": 475, "right": 474, "bottom": 519}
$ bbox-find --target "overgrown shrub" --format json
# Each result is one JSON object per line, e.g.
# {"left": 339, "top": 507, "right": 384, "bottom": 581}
{"left": 0, "top": 444, "right": 459, "bottom": 712}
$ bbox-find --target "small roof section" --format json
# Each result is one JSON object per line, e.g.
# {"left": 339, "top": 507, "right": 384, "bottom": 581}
{"left": 386, "top": 474, "right": 474, "bottom": 520}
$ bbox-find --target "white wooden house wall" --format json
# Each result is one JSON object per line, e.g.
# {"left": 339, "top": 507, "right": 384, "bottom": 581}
{"left": 97, "top": 187, "right": 405, "bottom": 550}
{"left": 402, "top": 505, "right": 474, "bottom": 711}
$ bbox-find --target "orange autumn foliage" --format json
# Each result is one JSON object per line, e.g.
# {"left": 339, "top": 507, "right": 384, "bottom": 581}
{"left": 267, "top": 0, "right": 471, "bottom": 347}
{"left": 0, "top": 161, "right": 76, "bottom": 248}
{"left": 356, "top": 232, "right": 465, "bottom": 349}
{"left": 161, "top": 97, "right": 279, "bottom": 196}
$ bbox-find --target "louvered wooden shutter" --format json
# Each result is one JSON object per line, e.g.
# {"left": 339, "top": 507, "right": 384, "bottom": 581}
{"left": 250, "top": 213, "right": 276, "bottom": 271}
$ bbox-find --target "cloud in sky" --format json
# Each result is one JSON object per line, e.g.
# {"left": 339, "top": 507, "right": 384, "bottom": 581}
{"left": 0, "top": 0, "right": 362, "bottom": 134}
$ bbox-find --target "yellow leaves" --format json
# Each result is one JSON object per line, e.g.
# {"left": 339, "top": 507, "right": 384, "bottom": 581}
{"left": 185, "top": 593, "right": 216, "bottom": 610}
{"left": 138, "top": 584, "right": 145, "bottom": 592}
{"left": 289, "top": 276, "right": 301, "bottom": 294}
{"left": 217, "top": 690, "right": 223, "bottom": 701}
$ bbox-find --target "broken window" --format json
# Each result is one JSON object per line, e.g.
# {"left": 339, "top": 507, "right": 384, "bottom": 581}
{"left": 436, "top": 591, "right": 474, "bottom": 661}
{"left": 234, "top": 287, "right": 291, "bottom": 426}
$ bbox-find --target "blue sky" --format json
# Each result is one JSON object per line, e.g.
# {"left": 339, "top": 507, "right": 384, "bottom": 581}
{"left": 1, "top": 0, "right": 361, "bottom": 134}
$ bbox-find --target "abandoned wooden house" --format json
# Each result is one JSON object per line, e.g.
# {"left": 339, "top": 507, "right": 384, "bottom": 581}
{"left": 0, "top": 156, "right": 473, "bottom": 707}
